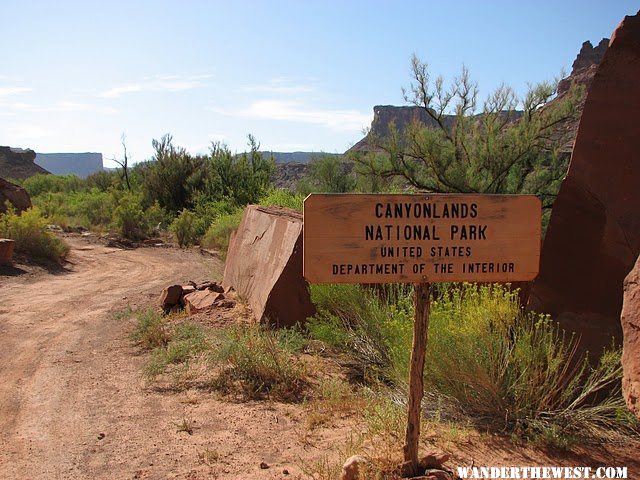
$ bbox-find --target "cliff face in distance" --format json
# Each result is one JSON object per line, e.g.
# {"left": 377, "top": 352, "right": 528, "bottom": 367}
{"left": 35, "top": 152, "right": 104, "bottom": 178}
{"left": 0, "top": 146, "right": 50, "bottom": 180}
{"left": 347, "top": 38, "right": 609, "bottom": 155}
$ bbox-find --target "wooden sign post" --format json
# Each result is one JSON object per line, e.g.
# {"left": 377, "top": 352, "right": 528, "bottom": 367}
{"left": 303, "top": 194, "right": 541, "bottom": 476}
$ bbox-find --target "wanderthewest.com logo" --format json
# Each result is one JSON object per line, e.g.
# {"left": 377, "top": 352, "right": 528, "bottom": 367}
{"left": 456, "top": 466, "right": 628, "bottom": 479}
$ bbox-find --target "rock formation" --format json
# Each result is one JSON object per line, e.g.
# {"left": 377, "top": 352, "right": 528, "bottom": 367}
{"left": 35, "top": 152, "right": 103, "bottom": 178}
{"left": 0, "top": 177, "right": 32, "bottom": 214}
{"left": 622, "top": 255, "right": 640, "bottom": 419}
{"left": 348, "top": 39, "right": 608, "bottom": 157}
{"left": 0, "top": 146, "right": 49, "bottom": 179}
{"left": 528, "top": 13, "right": 640, "bottom": 354}
{"left": 223, "top": 205, "right": 315, "bottom": 328}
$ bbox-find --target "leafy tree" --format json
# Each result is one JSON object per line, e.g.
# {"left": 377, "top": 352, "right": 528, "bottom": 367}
{"left": 353, "top": 54, "right": 583, "bottom": 209}
{"left": 207, "top": 134, "right": 275, "bottom": 205}
{"left": 140, "top": 134, "right": 208, "bottom": 214}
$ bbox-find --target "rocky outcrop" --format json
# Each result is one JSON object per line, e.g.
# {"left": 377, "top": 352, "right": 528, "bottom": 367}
{"left": 0, "top": 239, "right": 15, "bottom": 266}
{"left": 348, "top": 39, "right": 608, "bottom": 157}
{"left": 0, "top": 146, "right": 49, "bottom": 180}
{"left": 35, "top": 152, "right": 103, "bottom": 178}
{"left": 349, "top": 105, "right": 454, "bottom": 153}
{"left": 271, "top": 162, "right": 309, "bottom": 190}
{"left": 0, "top": 177, "right": 32, "bottom": 214}
{"left": 622, "top": 256, "right": 640, "bottom": 419}
{"left": 223, "top": 205, "right": 315, "bottom": 328}
{"left": 528, "top": 13, "right": 640, "bottom": 354}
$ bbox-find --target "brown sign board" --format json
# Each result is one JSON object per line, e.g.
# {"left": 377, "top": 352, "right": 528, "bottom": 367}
{"left": 303, "top": 194, "right": 541, "bottom": 284}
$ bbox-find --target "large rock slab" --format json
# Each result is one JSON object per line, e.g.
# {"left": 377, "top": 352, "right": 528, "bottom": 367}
{"left": 527, "top": 13, "right": 640, "bottom": 354}
{"left": 223, "top": 205, "right": 315, "bottom": 328}
{"left": 0, "top": 177, "right": 32, "bottom": 214}
{"left": 622, "top": 256, "right": 640, "bottom": 419}
{"left": 0, "top": 238, "right": 15, "bottom": 266}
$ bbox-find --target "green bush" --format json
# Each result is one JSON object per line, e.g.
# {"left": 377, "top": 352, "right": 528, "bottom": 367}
{"left": 308, "top": 282, "right": 636, "bottom": 443}
{"left": 259, "top": 188, "right": 304, "bottom": 211}
{"left": 130, "top": 308, "right": 170, "bottom": 350}
{"left": 200, "top": 208, "right": 244, "bottom": 256}
{"left": 169, "top": 209, "right": 197, "bottom": 247}
{"left": 113, "top": 192, "right": 149, "bottom": 240}
{"left": 0, "top": 206, "right": 69, "bottom": 262}
{"left": 22, "top": 174, "right": 84, "bottom": 196}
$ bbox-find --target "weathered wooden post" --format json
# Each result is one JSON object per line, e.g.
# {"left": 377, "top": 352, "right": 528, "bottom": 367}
{"left": 303, "top": 193, "right": 540, "bottom": 477}
{"left": 404, "top": 281, "right": 430, "bottom": 476}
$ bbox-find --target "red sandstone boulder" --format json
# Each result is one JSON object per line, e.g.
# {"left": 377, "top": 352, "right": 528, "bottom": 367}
{"left": 160, "top": 285, "right": 183, "bottom": 311}
{"left": 0, "top": 177, "right": 32, "bottom": 214}
{"left": 183, "top": 289, "right": 225, "bottom": 314}
{"left": 223, "top": 205, "right": 315, "bottom": 328}
{"left": 622, "top": 256, "right": 640, "bottom": 419}
{"left": 0, "top": 238, "right": 15, "bottom": 266}
{"left": 528, "top": 13, "right": 640, "bottom": 354}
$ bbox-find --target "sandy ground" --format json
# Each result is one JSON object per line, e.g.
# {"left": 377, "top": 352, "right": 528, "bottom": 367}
{"left": 0, "top": 238, "right": 352, "bottom": 480}
{"left": 1, "top": 237, "right": 639, "bottom": 480}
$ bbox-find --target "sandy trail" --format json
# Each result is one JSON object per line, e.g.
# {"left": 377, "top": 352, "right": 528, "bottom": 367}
{"left": 0, "top": 239, "right": 350, "bottom": 480}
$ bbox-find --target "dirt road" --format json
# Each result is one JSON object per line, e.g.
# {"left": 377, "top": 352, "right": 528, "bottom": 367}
{"left": 0, "top": 238, "right": 354, "bottom": 480}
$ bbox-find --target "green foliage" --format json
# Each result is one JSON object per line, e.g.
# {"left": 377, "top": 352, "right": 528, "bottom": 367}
{"left": 113, "top": 191, "right": 150, "bottom": 240}
{"left": 130, "top": 308, "right": 170, "bottom": 350}
{"left": 170, "top": 208, "right": 197, "bottom": 247}
{"left": 144, "top": 321, "right": 209, "bottom": 379}
{"left": 309, "top": 283, "right": 413, "bottom": 383}
{"left": 207, "top": 135, "right": 275, "bottom": 206}
{"left": 259, "top": 188, "right": 304, "bottom": 211}
{"left": 200, "top": 208, "right": 244, "bottom": 256}
{"left": 22, "top": 174, "right": 84, "bottom": 196}
{"left": 140, "top": 134, "right": 209, "bottom": 214}
{"left": 354, "top": 55, "right": 583, "bottom": 209}
{"left": 0, "top": 206, "right": 69, "bottom": 262}
{"left": 213, "top": 324, "right": 307, "bottom": 400}
{"left": 297, "top": 155, "right": 357, "bottom": 194}
{"left": 308, "top": 282, "right": 636, "bottom": 443}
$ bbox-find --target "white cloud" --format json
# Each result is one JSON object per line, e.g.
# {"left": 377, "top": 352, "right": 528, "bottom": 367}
{"left": 6, "top": 124, "right": 54, "bottom": 139}
{"left": 98, "top": 74, "right": 213, "bottom": 98}
{"left": 0, "top": 87, "right": 32, "bottom": 96}
{"left": 8, "top": 101, "right": 118, "bottom": 114}
{"left": 213, "top": 100, "right": 371, "bottom": 131}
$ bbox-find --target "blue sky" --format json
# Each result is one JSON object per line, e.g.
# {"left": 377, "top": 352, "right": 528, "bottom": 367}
{"left": 1, "top": 1, "right": 637, "bottom": 167}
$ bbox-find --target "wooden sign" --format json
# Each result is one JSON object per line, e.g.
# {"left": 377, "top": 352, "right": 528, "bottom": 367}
{"left": 303, "top": 194, "right": 541, "bottom": 284}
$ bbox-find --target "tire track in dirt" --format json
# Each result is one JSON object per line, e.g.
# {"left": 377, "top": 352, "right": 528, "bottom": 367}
{"left": 0, "top": 239, "right": 223, "bottom": 479}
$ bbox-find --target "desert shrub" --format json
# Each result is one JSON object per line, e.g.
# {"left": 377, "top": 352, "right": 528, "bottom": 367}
{"left": 191, "top": 197, "right": 238, "bottom": 238}
{"left": 22, "top": 174, "right": 84, "bottom": 196}
{"left": 130, "top": 308, "right": 170, "bottom": 350}
{"left": 143, "top": 321, "right": 209, "bottom": 379}
{"left": 200, "top": 208, "right": 244, "bottom": 256}
{"left": 259, "top": 188, "right": 304, "bottom": 211}
{"left": 213, "top": 324, "right": 307, "bottom": 400}
{"left": 297, "top": 154, "right": 356, "bottom": 194}
{"left": 85, "top": 170, "right": 121, "bottom": 191}
{"left": 309, "top": 283, "right": 413, "bottom": 384}
{"left": 112, "top": 191, "right": 149, "bottom": 240}
{"left": 308, "top": 282, "right": 636, "bottom": 443}
{"left": 0, "top": 206, "right": 69, "bottom": 262}
{"left": 170, "top": 208, "right": 197, "bottom": 247}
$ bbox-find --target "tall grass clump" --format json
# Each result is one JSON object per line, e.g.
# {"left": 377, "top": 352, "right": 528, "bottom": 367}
{"left": 308, "top": 282, "right": 637, "bottom": 444}
{"left": 0, "top": 206, "right": 69, "bottom": 262}
{"left": 213, "top": 324, "right": 307, "bottom": 400}
{"left": 309, "top": 284, "right": 414, "bottom": 384}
